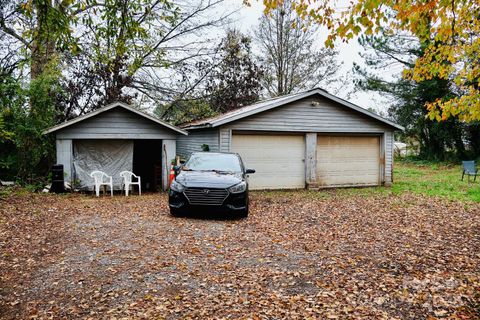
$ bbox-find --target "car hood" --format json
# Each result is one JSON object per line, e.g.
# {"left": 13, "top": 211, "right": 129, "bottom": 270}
{"left": 175, "top": 171, "right": 243, "bottom": 189}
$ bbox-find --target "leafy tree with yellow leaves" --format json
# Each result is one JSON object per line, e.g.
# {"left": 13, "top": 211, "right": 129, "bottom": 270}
{"left": 354, "top": 29, "right": 478, "bottom": 160}
{"left": 262, "top": 0, "right": 479, "bottom": 122}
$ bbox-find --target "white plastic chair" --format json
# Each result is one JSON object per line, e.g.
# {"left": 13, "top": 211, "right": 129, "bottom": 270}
{"left": 119, "top": 171, "right": 141, "bottom": 196}
{"left": 90, "top": 171, "right": 113, "bottom": 197}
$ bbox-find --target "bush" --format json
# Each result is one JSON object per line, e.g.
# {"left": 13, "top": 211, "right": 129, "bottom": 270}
{"left": 0, "top": 60, "right": 62, "bottom": 185}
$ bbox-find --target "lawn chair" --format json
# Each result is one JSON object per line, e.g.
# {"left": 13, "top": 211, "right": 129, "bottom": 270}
{"left": 0, "top": 180, "right": 14, "bottom": 187}
{"left": 461, "top": 161, "right": 478, "bottom": 183}
{"left": 119, "top": 171, "right": 141, "bottom": 196}
{"left": 90, "top": 171, "right": 113, "bottom": 197}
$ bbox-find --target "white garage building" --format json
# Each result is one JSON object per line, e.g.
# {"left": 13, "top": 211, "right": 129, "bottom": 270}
{"left": 177, "top": 88, "right": 403, "bottom": 190}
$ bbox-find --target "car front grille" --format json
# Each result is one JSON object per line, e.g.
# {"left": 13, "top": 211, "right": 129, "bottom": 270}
{"left": 184, "top": 187, "right": 229, "bottom": 206}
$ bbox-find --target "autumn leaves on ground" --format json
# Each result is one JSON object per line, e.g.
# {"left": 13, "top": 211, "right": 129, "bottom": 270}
{"left": 1, "top": 165, "right": 479, "bottom": 319}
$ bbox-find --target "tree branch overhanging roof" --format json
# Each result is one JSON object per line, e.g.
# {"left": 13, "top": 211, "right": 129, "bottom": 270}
{"left": 43, "top": 102, "right": 188, "bottom": 135}
{"left": 181, "top": 88, "right": 404, "bottom": 131}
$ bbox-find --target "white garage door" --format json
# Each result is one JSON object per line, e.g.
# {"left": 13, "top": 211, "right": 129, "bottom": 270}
{"left": 231, "top": 134, "right": 305, "bottom": 189}
{"left": 317, "top": 136, "right": 380, "bottom": 187}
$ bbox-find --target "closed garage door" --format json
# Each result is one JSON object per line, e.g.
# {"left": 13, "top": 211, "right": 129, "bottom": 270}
{"left": 316, "top": 136, "right": 380, "bottom": 187}
{"left": 231, "top": 134, "right": 305, "bottom": 189}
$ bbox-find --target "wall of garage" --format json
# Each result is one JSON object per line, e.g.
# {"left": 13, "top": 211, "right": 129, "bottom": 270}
{"left": 221, "top": 97, "right": 395, "bottom": 189}
{"left": 227, "top": 131, "right": 392, "bottom": 190}
{"left": 176, "top": 129, "right": 219, "bottom": 159}
{"left": 384, "top": 131, "right": 393, "bottom": 184}
{"left": 219, "top": 129, "right": 231, "bottom": 153}
{"left": 178, "top": 96, "right": 396, "bottom": 189}
{"left": 222, "top": 97, "right": 389, "bottom": 133}
{"left": 56, "top": 108, "right": 179, "bottom": 140}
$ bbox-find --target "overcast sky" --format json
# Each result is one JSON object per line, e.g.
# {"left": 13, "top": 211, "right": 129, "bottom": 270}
{"left": 224, "top": 0, "right": 401, "bottom": 113}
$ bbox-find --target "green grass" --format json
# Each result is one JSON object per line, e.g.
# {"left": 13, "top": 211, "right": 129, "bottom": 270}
{"left": 390, "top": 161, "right": 480, "bottom": 202}
{"left": 254, "top": 160, "right": 480, "bottom": 203}
{"left": 334, "top": 160, "right": 480, "bottom": 203}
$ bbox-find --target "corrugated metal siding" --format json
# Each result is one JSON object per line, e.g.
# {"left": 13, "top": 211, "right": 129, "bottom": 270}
{"left": 219, "top": 129, "right": 231, "bottom": 152}
{"left": 176, "top": 130, "right": 219, "bottom": 158}
{"left": 384, "top": 131, "right": 393, "bottom": 184}
{"left": 223, "top": 97, "right": 389, "bottom": 133}
{"left": 56, "top": 108, "right": 178, "bottom": 139}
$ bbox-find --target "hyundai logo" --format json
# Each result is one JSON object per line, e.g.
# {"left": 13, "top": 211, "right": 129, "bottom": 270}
{"left": 203, "top": 189, "right": 209, "bottom": 195}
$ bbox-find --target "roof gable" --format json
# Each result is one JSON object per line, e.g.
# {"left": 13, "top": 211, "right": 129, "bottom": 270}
{"left": 221, "top": 96, "right": 392, "bottom": 133}
{"left": 44, "top": 102, "right": 187, "bottom": 135}
{"left": 182, "top": 89, "right": 404, "bottom": 131}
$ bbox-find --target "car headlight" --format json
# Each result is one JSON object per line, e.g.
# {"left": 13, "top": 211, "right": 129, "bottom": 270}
{"left": 228, "top": 181, "right": 247, "bottom": 194}
{"left": 170, "top": 180, "right": 185, "bottom": 192}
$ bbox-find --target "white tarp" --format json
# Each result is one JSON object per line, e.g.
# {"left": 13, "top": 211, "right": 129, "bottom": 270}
{"left": 73, "top": 140, "right": 133, "bottom": 190}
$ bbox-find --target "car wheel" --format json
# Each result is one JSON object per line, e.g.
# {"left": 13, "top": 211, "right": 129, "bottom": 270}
{"left": 238, "top": 206, "right": 248, "bottom": 218}
{"left": 170, "top": 208, "right": 182, "bottom": 217}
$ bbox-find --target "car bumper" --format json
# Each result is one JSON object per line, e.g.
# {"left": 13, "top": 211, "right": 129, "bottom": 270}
{"left": 169, "top": 189, "right": 248, "bottom": 213}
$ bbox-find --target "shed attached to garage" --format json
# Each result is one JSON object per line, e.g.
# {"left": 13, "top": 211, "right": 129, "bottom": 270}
{"left": 177, "top": 88, "right": 403, "bottom": 190}
{"left": 45, "top": 102, "right": 187, "bottom": 191}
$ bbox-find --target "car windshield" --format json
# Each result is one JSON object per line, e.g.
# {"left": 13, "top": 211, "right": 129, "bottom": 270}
{"left": 184, "top": 153, "right": 242, "bottom": 173}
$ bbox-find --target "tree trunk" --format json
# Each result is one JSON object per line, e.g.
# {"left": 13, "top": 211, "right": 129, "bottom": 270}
{"left": 31, "top": 1, "right": 56, "bottom": 82}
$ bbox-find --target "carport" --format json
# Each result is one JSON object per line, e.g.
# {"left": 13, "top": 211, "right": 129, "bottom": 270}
{"left": 44, "top": 102, "right": 187, "bottom": 191}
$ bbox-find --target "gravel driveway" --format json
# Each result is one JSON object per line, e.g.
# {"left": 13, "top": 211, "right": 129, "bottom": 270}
{"left": 1, "top": 191, "right": 479, "bottom": 319}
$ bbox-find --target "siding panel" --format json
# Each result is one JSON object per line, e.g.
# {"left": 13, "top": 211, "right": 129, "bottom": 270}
{"left": 223, "top": 97, "right": 389, "bottom": 132}
{"left": 176, "top": 130, "right": 219, "bottom": 158}
{"left": 56, "top": 139, "right": 73, "bottom": 184}
{"left": 384, "top": 131, "right": 393, "bottom": 185}
{"left": 219, "top": 129, "right": 231, "bottom": 152}
{"left": 56, "top": 108, "right": 178, "bottom": 139}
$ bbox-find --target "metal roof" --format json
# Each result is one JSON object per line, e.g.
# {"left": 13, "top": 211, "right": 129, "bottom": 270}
{"left": 44, "top": 102, "right": 188, "bottom": 135}
{"left": 181, "top": 88, "right": 404, "bottom": 131}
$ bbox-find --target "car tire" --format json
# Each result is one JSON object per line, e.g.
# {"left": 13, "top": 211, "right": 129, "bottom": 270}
{"left": 238, "top": 206, "right": 248, "bottom": 218}
{"left": 170, "top": 208, "right": 182, "bottom": 217}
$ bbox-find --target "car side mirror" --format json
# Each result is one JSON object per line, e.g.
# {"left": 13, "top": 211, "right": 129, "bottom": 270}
{"left": 245, "top": 169, "right": 255, "bottom": 174}
{"left": 173, "top": 165, "right": 181, "bottom": 176}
